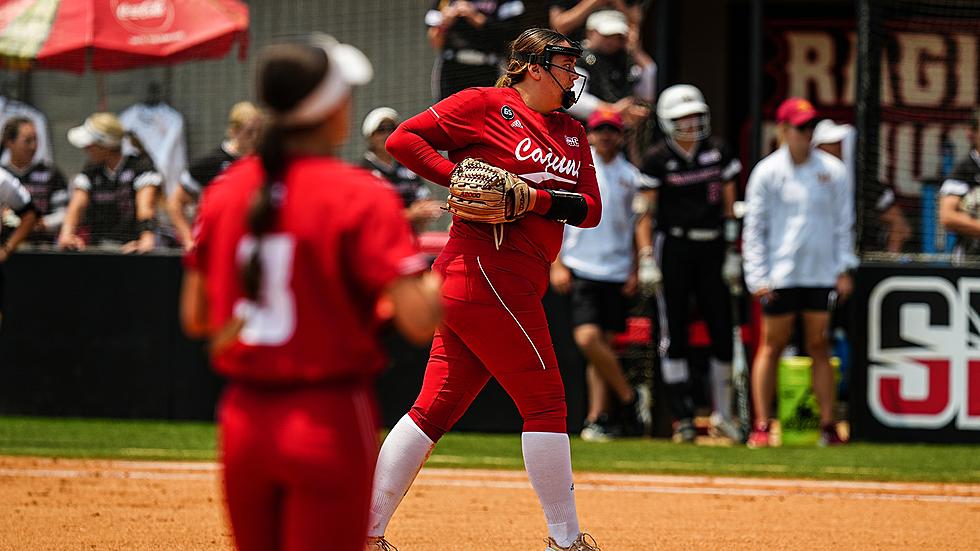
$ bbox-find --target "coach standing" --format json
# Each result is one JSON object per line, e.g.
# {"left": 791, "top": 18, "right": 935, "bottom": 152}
{"left": 742, "top": 98, "right": 856, "bottom": 448}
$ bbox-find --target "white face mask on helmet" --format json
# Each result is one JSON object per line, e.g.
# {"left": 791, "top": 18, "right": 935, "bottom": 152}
{"left": 656, "top": 84, "right": 711, "bottom": 142}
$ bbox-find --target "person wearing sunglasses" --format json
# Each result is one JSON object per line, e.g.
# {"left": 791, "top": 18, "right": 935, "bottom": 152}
{"left": 742, "top": 97, "right": 856, "bottom": 448}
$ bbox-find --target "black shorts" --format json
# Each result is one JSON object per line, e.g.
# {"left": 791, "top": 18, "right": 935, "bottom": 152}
{"left": 570, "top": 275, "right": 628, "bottom": 332}
{"left": 761, "top": 287, "right": 837, "bottom": 316}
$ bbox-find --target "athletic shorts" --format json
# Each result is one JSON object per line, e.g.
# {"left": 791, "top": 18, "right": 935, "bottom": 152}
{"left": 760, "top": 287, "right": 837, "bottom": 316}
{"left": 570, "top": 274, "right": 628, "bottom": 332}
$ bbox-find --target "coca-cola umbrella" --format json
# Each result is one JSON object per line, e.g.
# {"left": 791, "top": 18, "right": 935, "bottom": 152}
{"left": 0, "top": 0, "right": 248, "bottom": 73}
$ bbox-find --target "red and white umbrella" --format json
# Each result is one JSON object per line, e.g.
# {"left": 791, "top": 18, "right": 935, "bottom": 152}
{"left": 0, "top": 0, "right": 248, "bottom": 73}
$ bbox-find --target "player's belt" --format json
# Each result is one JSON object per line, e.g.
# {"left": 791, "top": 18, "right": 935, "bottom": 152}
{"left": 667, "top": 227, "right": 721, "bottom": 241}
{"left": 444, "top": 49, "right": 500, "bottom": 66}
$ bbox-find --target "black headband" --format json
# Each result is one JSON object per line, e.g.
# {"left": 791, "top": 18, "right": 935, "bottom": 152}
{"left": 514, "top": 43, "right": 584, "bottom": 68}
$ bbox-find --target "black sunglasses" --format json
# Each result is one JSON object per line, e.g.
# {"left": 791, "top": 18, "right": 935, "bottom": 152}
{"left": 794, "top": 121, "right": 817, "bottom": 132}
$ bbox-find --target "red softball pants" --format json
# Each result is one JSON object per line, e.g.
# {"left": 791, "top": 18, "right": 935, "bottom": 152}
{"left": 218, "top": 382, "right": 378, "bottom": 551}
{"left": 409, "top": 249, "right": 567, "bottom": 441}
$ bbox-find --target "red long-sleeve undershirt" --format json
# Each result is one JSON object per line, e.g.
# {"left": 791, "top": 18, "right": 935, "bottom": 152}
{"left": 385, "top": 113, "right": 556, "bottom": 216}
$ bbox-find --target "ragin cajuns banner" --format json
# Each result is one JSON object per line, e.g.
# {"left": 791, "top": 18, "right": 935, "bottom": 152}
{"left": 751, "top": 19, "right": 977, "bottom": 217}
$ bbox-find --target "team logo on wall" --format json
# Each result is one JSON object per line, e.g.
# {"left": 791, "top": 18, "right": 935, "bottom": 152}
{"left": 501, "top": 106, "right": 515, "bottom": 120}
{"left": 866, "top": 276, "right": 980, "bottom": 431}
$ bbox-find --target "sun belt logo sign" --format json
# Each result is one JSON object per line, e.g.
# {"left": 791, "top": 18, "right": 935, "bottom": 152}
{"left": 867, "top": 276, "right": 980, "bottom": 430}
{"left": 112, "top": 0, "right": 175, "bottom": 33}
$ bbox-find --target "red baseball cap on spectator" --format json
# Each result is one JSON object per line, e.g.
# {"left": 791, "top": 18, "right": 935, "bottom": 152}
{"left": 587, "top": 110, "right": 624, "bottom": 131}
{"left": 776, "top": 97, "right": 818, "bottom": 126}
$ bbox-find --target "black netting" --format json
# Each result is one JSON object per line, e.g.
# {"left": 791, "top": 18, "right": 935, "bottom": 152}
{"left": 856, "top": 0, "right": 980, "bottom": 263}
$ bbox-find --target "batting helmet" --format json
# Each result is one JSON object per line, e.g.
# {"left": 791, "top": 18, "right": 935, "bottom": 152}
{"left": 656, "top": 84, "right": 710, "bottom": 142}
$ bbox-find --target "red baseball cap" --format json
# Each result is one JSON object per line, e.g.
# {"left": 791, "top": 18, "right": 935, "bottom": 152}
{"left": 587, "top": 109, "right": 624, "bottom": 131}
{"left": 776, "top": 97, "right": 818, "bottom": 126}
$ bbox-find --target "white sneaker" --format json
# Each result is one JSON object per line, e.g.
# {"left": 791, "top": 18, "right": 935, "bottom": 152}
{"left": 709, "top": 412, "right": 744, "bottom": 442}
{"left": 544, "top": 532, "right": 601, "bottom": 550}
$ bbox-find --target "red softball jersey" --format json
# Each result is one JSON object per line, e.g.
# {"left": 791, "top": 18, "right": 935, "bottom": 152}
{"left": 186, "top": 156, "right": 428, "bottom": 385}
{"left": 388, "top": 86, "right": 602, "bottom": 264}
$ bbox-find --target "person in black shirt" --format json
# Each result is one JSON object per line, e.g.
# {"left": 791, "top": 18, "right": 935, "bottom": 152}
{"left": 59, "top": 112, "right": 163, "bottom": 253}
{"left": 938, "top": 112, "right": 980, "bottom": 261}
{"left": 564, "top": 9, "right": 655, "bottom": 126}
{"left": 0, "top": 117, "right": 67, "bottom": 245}
{"left": 360, "top": 107, "right": 442, "bottom": 233}
{"left": 548, "top": 0, "right": 643, "bottom": 42}
{"left": 426, "top": 0, "right": 526, "bottom": 99}
{"left": 635, "top": 84, "right": 743, "bottom": 443}
{"left": 168, "top": 102, "right": 261, "bottom": 251}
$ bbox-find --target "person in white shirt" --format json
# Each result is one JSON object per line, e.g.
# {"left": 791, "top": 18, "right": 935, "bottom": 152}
{"left": 551, "top": 109, "right": 651, "bottom": 440}
{"left": 742, "top": 98, "right": 856, "bottom": 448}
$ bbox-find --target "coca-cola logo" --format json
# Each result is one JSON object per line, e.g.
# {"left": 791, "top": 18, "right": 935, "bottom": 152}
{"left": 112, "top": 0, "right": 175, "bottom": 34}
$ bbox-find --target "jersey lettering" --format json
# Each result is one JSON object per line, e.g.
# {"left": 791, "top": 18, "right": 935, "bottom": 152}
{"left": 514, "top": 137, "right": 580, "bottom": 178}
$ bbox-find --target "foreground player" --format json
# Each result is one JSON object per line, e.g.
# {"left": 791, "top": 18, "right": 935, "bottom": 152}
{"left": 179, "top": 36, "right": 441, "bottom": 551}
{"left": 368, "top": 28, "right": 603, "bottom": 551}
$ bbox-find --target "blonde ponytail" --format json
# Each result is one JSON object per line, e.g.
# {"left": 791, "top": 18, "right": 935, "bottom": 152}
{"left": 495, "top": 59, "right": 530, "bottom": 87}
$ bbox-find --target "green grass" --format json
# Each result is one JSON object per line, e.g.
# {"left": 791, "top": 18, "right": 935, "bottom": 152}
{"left": 0, "top": 416, "right": 977, "bottom": 483}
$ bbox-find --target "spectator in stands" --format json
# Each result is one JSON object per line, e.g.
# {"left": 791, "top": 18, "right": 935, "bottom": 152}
{"left": 58, "top": 113, "right": 163, "bottom": 253}
{"left": 361, "top": 107, "right": 442, "bottom": 233}
{"left": 742, "top": 98, "right": 855, "bottom": 448}
{"left": 425, "top": 1, "right": 526, "bottom": 99}
{"left": 0, "top": 164, "right": 37, "bottom": 325}
{"left": 566, "top": 9, "right": 655, "bottom": 128}
{"left": 939, "top": 112, "right": 980, "bottom": 261}
{"left": 168, "top": 102, "right": 262, "bottom": 251}
{"left": 812, "top": 119, "right": 910, "bottom": 253}
{"left": 548, "top": 0, "right": 644, "bottom": 43}
{"left": 551, "top": 110, "right": 651, "bottom": 441}
{"left": 0, "top": 117, "right": 67, "bottom": 245}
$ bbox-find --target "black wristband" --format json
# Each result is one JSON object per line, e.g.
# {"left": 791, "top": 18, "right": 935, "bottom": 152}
{"left": 543, "top": 189, "right": 588, "bottom": 226}
{"left": 136, "top": 218, "right": 159, "bottom": 234}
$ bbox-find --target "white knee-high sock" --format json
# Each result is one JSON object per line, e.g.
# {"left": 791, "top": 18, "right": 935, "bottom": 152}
{"left": 522, "top": 432, "right": 580, "bottom": 548}
{"left": 368, "top": 415, "right": 435, "bottom": 537}
{"left": 710, "top": 358, "right": 733, "bottom": 420}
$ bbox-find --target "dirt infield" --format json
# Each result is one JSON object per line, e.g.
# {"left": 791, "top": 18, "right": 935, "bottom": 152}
{"left": 1, "top": 456, "right": 979, "bottom": 550}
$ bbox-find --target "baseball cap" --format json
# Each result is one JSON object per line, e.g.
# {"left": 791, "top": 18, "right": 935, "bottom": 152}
{"left": 362, "top": 107, "right": 399, "bottom": 137}
{"left": 586, "top": 10, "right": 629, "bottom": 37}
{"left": 277, "top": 33, "right": 374, "bottom": 127}
{"left": 812, "top": 119, "right": 853, "bottom": 146}
{"left": 67, "top": 112, "right": 124, "bottom": 149}
{"left": 776, "top": 97, "right": 818, "bottom": 126}
{"left": 587, "top": 109, "right": 624, "bottom": 131}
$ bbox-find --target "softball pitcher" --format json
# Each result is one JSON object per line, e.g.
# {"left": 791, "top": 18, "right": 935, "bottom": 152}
{"left": 368, "top": 28, "right": 603, "bottom": 551}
